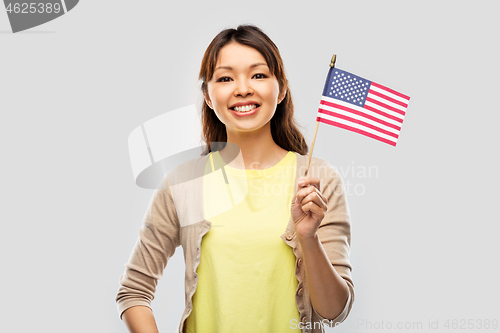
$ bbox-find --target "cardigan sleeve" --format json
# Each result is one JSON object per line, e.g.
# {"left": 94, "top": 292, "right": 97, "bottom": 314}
{"left": 115, "top": 175, "right": 181, "bottom": 320}
{"left": 311, "top": 161, "right": 355, "bottom": 327}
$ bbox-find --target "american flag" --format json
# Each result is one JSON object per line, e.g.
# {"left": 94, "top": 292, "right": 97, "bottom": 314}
{"left": 317, "top": 68, "right": 410, "bottom": 146}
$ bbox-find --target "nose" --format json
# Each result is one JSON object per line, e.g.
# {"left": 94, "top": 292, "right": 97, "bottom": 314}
{"left": 234, "top": 78, "right": 253, "bottom": 97}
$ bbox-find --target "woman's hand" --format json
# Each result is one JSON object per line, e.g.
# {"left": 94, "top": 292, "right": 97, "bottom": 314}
{"left": 291, "top": 176, "right": 328, "bottom": 240}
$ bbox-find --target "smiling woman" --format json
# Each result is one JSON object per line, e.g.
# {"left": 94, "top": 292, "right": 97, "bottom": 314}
{"left": 116, "top": 25, "right": 355, "bottom": 333}
{"left": 198, "top": 25, "right": 308, "bottom": 170}
{"left": 205, "top": 42, "right": 284, "bottom": 142}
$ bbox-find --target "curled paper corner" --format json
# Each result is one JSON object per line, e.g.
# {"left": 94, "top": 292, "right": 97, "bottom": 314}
{"left": 127, "top": 104, "right": 243, "bottom": 189}
{"left": 5, "top": 0, "right": 80, "bottom": 33}
{"left": 128, "top": 105, "right": 252, "bottom": 226}
{"left": 128, "top": 104, "right": 202, "bottom": 189}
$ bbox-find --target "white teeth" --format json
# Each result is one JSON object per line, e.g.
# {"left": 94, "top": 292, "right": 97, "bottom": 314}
{"left": 233, "top": 104, "right": 257, "bottom": 112}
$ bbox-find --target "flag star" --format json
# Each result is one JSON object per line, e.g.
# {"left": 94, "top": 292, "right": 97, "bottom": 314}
{"left": 347, "top": 97, "right": 350, "bottom": 100}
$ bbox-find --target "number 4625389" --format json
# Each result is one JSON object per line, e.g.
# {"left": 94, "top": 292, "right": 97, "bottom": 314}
{"left": 5, "top": 3, "right": 62, "bottom": 14}
{"left": 443, "top": 319, "right": 498, "bottom": 329}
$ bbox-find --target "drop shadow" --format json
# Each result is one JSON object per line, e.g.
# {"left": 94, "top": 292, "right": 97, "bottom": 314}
{"left": 0, "top": 30, "right": 56, "bottom": 34}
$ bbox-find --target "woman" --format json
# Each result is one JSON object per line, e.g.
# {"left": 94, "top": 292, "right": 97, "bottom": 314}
{"left": 116, "top": 24, "right": 354, "bottom": 333}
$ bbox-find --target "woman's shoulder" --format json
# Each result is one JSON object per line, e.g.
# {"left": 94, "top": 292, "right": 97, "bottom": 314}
{"left": 166, "top": 153, "right": 210, "bottom": 187}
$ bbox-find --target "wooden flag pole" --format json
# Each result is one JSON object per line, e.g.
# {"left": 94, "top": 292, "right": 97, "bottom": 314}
{"left": 304, "top": 54, "right": 337, "bottom": 176}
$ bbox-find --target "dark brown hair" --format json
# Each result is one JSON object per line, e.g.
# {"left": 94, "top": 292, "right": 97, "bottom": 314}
{"left": 199, "top": 24, "right": 308, "bottom": 156}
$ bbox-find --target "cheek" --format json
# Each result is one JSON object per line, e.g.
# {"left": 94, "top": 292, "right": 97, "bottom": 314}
{"left": 208, "top": 86, "right": 229, "bottom": 107}
{"left": 267, "top": 81, "right": 281, "bottom": 102}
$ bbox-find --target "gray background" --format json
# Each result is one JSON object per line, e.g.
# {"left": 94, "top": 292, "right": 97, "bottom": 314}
{"left": 1, "top": 1, "right": 499, "bottom": 332}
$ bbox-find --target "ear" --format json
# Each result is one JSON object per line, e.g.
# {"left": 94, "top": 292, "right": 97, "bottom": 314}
{"left": 278, "top": 89, "right": 287, "bottom": 104}
{"left": 204, "top": 93, "right": 213, "bottom": 109}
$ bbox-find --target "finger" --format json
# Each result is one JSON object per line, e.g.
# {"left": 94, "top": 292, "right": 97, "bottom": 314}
{"left": 296, "top": 183, "right": 327, "bottom": 208}
{"left": 296, "top": 185, "right": 315, "bottom": 204}
{"left": 307, "top": 184, "right": 327, "bottom": 206}
{"left": 298, "top": 176, "right": 320, "bottom": 191}
{"left": 301, "top": 190, "right": 327, "bottom": 210}
{"left": 314, "top": 188, "right": 328, "bottom": 205}
{"left": 301, "top": 201, "right": 326, "bottom": 220}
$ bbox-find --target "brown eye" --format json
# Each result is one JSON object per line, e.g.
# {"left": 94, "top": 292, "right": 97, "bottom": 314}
{"left": 253, "top": 73, "right": 267, "bottom": 79}
{"left": 217, "top": 76, "right": 232, "bottom": 82}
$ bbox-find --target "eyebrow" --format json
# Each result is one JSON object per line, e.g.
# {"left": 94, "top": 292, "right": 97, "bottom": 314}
{"left": 214, "top": 62, "right": 268, "bottom": 72}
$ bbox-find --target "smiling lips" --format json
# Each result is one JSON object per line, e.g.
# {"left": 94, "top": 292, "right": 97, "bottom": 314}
{"left": 233, "top": 104, "right": 259, "bottom": 112}
{"left": 230, "top": 101, "right": 260, "bottom": 113}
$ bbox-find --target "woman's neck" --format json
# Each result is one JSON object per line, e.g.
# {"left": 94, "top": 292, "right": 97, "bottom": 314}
{"left": 218, "top": 126, "right": 288, "bottom": 170}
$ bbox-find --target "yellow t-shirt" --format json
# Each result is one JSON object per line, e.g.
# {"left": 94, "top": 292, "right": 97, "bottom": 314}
{"left": 184, "top": 150, "right": 300, "bottom": 333}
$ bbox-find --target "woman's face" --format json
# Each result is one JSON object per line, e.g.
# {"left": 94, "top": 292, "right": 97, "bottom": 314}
{"left": 205, "top": 42, "right": 284, "bottom": 136}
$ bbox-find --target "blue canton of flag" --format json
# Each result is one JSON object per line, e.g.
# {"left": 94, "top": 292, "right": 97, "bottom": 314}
{"left": 323, "top": 69, "right": 371, "bottom": 108}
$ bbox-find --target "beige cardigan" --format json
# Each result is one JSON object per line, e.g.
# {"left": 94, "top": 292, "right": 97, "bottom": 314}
{"left": 116, "top": 152, "right": 355, "bottom": 333}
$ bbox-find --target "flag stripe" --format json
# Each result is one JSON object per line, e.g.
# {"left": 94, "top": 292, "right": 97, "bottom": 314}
{"left": 319, "top": 100, "right": 402, "bottom": 131}
{"left": 317, "top": 117, "right": 397, "bottom": 146}
{"left": 368, "top": 89, "right": 408, "bottom": 108}
{"left": 364, "top": 100, "right": 405, "bottom": 120}
{"left": 370, "top": 85, "right": 410, "bottom": 104}
{"left": 371, "top": 81, "right": 410, "bottom": 100}
{"left": 317, "top": 109, "right": 400, "bottom": 142}
{"left": 318, "top": 108, "right": 399, "bottom": 138}
{"left": 367, "top": 93, "right": 407, "bottom": 113}
{"left": 322, "top": 96, "right": 404, "bottom": 125}
{"left": 365, "top": 96, "right": 406, "bottom": 115}
{"left": 363, "top": 104, "right": 404, "bottom": 123}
